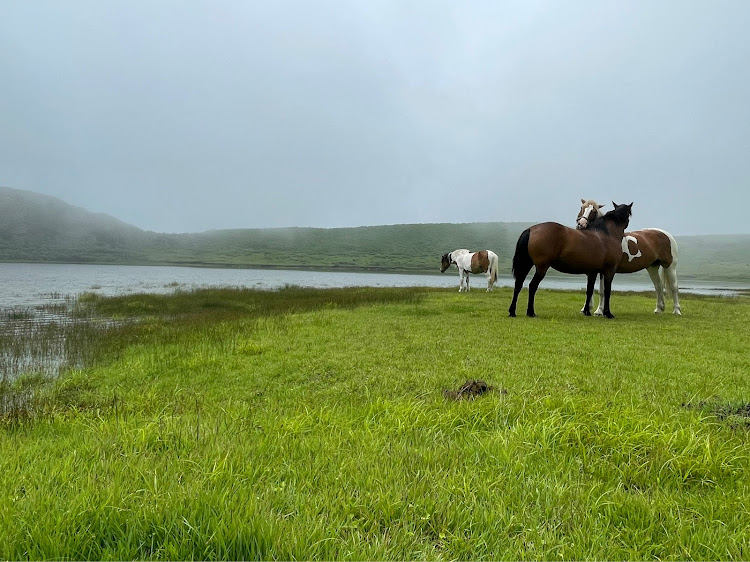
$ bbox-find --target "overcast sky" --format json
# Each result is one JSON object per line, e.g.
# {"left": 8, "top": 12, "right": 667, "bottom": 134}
{"left": 1, "top": 1, "right": 749, "bottom": 235}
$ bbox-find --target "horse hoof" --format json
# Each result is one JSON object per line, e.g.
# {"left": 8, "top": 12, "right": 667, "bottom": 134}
{"left": 527, "top": 312, "right": 536, "bottom": 318}
{"left": 674, "top": 309, "right": 682, "bottom": 316}
{"left": 508, "top": 312, "right": 516, "bottom": 318}
{"left": 605, "top": 313, "right": 615, "bottom": 319}
{"left": 582, "top": 310, "right": 591, "bottom": 316}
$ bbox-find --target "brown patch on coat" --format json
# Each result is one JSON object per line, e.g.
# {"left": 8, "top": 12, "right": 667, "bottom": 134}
{"left": 470, "top": 250, "right": 490, "bottom": 274}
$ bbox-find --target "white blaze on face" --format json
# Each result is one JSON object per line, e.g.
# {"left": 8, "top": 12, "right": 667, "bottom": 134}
{"left": 621, "top": 235, "right": 642, "bottom": 262}
{"left": 577, "top": 205, "right": 595, "bottom": 229}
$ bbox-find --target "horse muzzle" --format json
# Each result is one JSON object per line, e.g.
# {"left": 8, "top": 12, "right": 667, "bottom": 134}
{"left": 576, "top": 218, "right": 588, "bottom": 230}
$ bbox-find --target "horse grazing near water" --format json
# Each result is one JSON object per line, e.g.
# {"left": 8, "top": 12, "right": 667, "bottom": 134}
{"left": 577, "top": 199, "right": 681, "bottom": 315}
{"left": 440, "top": 249, "right": 499, "bottom": 292}
{"left": 509, "top": 202, "right": 633, "bottom": 318}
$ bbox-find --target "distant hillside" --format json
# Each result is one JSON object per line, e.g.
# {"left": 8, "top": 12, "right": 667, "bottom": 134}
{"left": 0, "top": 187, "right": 149, "bottom": 263}
{"left": 1, "top": 186, "right": 749, "bottom": 281}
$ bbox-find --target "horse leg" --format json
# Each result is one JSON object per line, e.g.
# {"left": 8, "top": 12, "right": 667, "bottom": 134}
{"left": 582, "top": 273, "right": 597, "bottom": 316}
{"left": 508, "top": 264, "right": 532, "bottom": 318}
{"left": 601, "top": 271, "right": 616, "bottom": 319}
{"left": 466, "top": 274, "right": 470, "bottom": 292}
{"left": 526, "top": 265, "right": 548, "bottom": 317}
{"left": 458, "top": 269, "right": 464, "bottom": 292}
{"left": 662, "top": 264, "right": 682, "bottom": 315}
{"left": 593, "top": 273, "right": 605, "bottom": 316}
{"left": 584, "top": 273, "right": 604, "bottom": 315}
{"left": 646, "top": 265, "right": 665, "bottom": 313}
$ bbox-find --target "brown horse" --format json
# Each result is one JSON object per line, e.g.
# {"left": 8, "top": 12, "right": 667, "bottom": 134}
{"left": 509, "top": 202, "right": 633, "bottom": 318}
{"left": 577, "top": 199, "right": 681, "bottom": 315}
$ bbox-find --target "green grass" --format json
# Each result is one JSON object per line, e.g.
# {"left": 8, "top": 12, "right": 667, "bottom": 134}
{"left": 2, "top": 286, "right": 750, "bottom": 560}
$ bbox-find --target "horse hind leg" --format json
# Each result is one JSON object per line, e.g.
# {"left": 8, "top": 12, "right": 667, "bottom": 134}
{"left": 662, "top": 263, "right": 681, "bottom": 315}
{"left": 508, "top": 263, "right": 532, "bottom": 317}
{"left": 646, "top": 265, "right": 665, "bottom": 313}
{"left": 526, "top": 265, "right": 549, "bottom": 317}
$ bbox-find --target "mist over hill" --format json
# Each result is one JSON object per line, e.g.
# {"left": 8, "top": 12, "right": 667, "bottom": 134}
{"left": 1, "top": 187, "right": 748, "bottom": 281}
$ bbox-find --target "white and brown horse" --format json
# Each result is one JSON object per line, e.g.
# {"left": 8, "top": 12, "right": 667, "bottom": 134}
{"left": 440, "top": 249, "right": 499, "bottom": 292}
{"left": 577, "top": 199, "right": 681, "bottom": 315}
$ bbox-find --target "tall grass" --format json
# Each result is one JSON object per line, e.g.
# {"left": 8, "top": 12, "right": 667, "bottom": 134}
{"left": 1, "top": 286, "right": 749, "bottom": 559}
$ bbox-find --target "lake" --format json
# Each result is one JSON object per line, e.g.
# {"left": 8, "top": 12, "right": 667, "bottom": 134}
{"left": 1, "top": 263, "right": 748, "bottom": 311}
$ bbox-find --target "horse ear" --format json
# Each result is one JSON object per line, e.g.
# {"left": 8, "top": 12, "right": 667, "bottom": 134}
{"left": 598, "top": 203, "right": 605, "bottom": 209}
{"left": 580, "top": 198, "right": 586, "bottom": 204}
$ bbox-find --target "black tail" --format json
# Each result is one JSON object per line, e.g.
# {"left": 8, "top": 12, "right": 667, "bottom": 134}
{"left": 511, "top": 229, "right": 533, "bottom": 280}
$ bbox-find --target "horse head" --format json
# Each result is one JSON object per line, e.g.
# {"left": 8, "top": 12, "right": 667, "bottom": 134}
{"left": 440, "top": 253, "right": 451, "bottom": 273}
{"left": 576, "top": 199, "right": 605, "bottom": 229}
{"left": 604, "top": 202, "right": 633, "bottom": 230}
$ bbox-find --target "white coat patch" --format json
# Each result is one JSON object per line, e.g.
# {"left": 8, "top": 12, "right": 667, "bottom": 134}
{"left": 621, "top": 235, "right": 642, "bottom": 262}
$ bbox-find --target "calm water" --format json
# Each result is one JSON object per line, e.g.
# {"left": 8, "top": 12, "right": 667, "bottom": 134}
{"left": 1, "top": 263, "right": 747, "bottom": 311}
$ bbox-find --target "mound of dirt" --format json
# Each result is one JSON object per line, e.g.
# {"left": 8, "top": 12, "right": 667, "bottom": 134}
{"left": 443, "top": 379, "right": 499, "bottom": 401}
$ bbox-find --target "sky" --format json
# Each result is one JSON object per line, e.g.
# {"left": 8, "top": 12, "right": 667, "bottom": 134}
{"left": 1, "top": 1, "right": 749, "bottom": 235}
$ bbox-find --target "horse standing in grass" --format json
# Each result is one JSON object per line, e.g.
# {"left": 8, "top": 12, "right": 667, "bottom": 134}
{"left": 577, "top": 199, "right": 681, "bottom": 315}
{"left": 440, "top": 249, "right": 499, "bottom": 292}
{"left": 509, "top": 202, "right": 633, "bottom": 318}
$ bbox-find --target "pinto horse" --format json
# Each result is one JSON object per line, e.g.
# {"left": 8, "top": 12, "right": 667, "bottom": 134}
{"left": 440, "top": 249, "right": 499, "bottom": 292}
{"left": 577, "top": 199, "right": 681, "bottom": 315}
{"left": 509, "top": 202, "right": 633, "bottom": 318}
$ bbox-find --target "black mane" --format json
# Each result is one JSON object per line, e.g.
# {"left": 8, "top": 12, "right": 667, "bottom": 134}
{"left": 589, "top": 202, "right": 632, "bottom": 232}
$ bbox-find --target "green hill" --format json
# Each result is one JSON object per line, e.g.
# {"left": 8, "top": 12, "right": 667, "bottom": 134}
{"left": 1, "top": 186, "right": 749, "bottom": 281}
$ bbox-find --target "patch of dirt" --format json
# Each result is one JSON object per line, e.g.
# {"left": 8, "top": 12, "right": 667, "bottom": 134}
{"left": 682, "top": 400, "right": 750, "bottom": 429}
{"left": 443, "top": 379, "right": 505, "bottom": 401}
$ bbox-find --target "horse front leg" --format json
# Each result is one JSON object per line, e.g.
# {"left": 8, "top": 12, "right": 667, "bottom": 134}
{"left": 601, "top": 270, "right": 616, "bottom": 319}
{"left": 457, "top": 269, "right": 464, "bottom": 292}
{"left": 582, "top": 273, "right": 597, "bottom": 316}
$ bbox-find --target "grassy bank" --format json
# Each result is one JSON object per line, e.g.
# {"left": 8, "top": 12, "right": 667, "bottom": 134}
{"left": 2, "top": 286, "right": 750, "bottom": 559}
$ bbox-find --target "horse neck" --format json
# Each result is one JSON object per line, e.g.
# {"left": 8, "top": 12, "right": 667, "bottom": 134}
{"left": 604, "top": 217, "right": 628, "bottom": 237}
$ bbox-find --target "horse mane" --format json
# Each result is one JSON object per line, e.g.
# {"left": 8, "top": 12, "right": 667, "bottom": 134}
{"left": 590, "top": 202, "right": 632, "bottom": 232}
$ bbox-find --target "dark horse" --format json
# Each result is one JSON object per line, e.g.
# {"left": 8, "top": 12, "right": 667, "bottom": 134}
{"left": 508, "top": 202, "right": 633, "bottom": 318}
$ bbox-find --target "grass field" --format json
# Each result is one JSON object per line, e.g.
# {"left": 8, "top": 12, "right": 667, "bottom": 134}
{"left": 1, "top": 286, "right": 750, "bottom": 560}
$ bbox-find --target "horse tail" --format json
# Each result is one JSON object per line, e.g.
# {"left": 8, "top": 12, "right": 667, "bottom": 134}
{"left": 489, "top": 251, "right": 499, "bottom": 284}
{"left": 659, "top": 230, "right": 679, "bottom": 297}
{"left": 512, "top": 229, "right": 532, "bottom": 280}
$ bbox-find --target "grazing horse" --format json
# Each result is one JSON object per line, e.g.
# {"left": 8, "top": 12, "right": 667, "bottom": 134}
{"left": 509, "top": 202, "right": 633, "bottom": 318}
{"left": 577, "top": 199, "right": 681, "bottom": 315}
{"left": 440, "top": 249, "right": 499, "bottom": 292}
